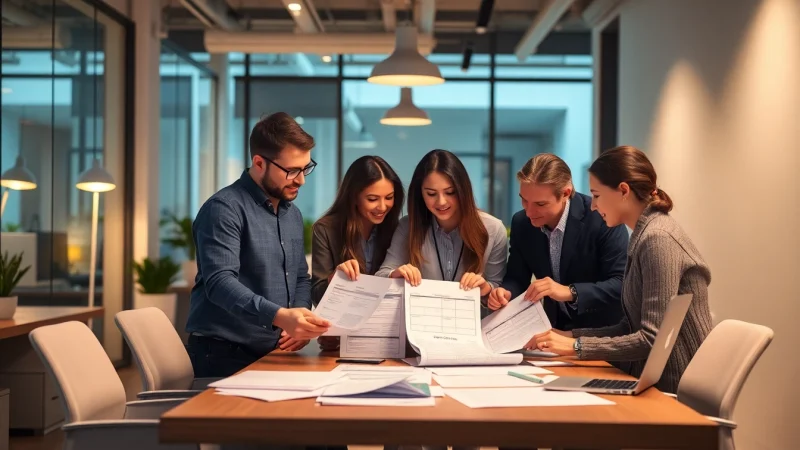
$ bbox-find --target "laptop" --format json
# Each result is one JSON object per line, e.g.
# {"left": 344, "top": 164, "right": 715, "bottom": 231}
{"left": 544, "top": 293, "right": 693, "bottom": 395}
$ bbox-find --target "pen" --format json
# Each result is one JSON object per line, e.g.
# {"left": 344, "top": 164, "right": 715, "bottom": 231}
{"left": 508, "top": 371, "right": 545, "bottom": 384}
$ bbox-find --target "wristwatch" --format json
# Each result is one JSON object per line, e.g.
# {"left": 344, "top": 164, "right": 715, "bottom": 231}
{"left": 569, "top": 284, "right": 579, "bottom": 301}
{"left": 573, "top": 337, "right": 582, "bottom": 357}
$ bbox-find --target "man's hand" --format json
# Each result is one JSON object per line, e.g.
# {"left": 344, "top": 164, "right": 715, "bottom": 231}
{"left": 487, "top": 287, "right": 511, "bottom": 310}
{"left": 273, "top": 307, "right": 331, "bottom": 340}
{"left": 524, "top": 277, "right": 572, "bottom": 302}
{"left": 278, "top": 331, "right": 310, "bottom": 352}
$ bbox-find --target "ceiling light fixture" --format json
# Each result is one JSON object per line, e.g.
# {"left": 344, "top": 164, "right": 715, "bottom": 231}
{"left": 287, "top": 3, "right": 302, "bottom": 12}
{"left": 475, "top": 0, "right": 495, "bottom": 34}
{"left": 321, "top": 55, "right": 332, "bottom": 63}
{"left": 380, "top": 88, "right": 431, "bottom": 126}
{"left": 368, "top": 24, "right": 443, "bottom": 86}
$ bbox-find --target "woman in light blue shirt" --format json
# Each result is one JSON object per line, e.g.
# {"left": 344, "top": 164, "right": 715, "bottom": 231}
{"left": 376, "top": 149, "right": 508, "bottom": 297}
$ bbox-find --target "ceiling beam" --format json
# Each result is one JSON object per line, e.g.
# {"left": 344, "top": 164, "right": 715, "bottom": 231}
{"left": 380, "top": 0, "right": 396, "bottom": 31}
{"left": 581, "top": 0, "right": 625, "bottom": 29}
{"left": 281, "top": 0, "right": 325, "bottom": 33}
{"left": 513, "top": 0, "right": 575, "bottom": 61}
{"left": 416, "top": 0, "right": 436, "bottom": 35}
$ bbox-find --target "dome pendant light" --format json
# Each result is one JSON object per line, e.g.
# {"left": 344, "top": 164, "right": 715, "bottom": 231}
{"left": 368, "top": 24, "right": 444, "bottom": 86}
{"left": 380, "top": 88, "right": 431, "bottom": 126}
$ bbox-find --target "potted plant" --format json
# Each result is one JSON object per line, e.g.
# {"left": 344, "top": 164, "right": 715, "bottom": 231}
{"left": 161, "top": 214, "right": 197, "bottom": 285}
{"left": 133, "top": 256, "right": 181, "bottom": 325}
{"left": 0, "top": 251, "right": 31, "bottom": 319}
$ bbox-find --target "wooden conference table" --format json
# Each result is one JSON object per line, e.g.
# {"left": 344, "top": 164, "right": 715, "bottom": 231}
{"left": 160, "top": 351, "right": 718, "bottom": 449}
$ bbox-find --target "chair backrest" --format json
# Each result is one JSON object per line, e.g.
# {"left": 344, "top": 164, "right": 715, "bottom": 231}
{"left": 115, "top": 307, "right": 194, "bottom": 392}
{"left": 29, "top": 321, "right": 127, "bottom": 423}
{"left": 678, "top": 319, "right": 773, "bottom": 420}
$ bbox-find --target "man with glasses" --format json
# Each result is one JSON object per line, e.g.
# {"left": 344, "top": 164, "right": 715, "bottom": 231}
{"left": 186, "top": 112, "right": 330, "bottom": 378}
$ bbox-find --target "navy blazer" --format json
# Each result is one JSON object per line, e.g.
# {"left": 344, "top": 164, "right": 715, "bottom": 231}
{"left": 502, "top": 193, "right": 628, "bottom": 330}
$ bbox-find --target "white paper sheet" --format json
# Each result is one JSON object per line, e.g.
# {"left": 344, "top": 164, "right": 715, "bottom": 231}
{"left": 445, "top": 387, "right": 616, "bottom": 408}
{"left": 316, "top": 396, "right": 436, "bottom": 407}
{"left": 520, "top": 349, "right": 559, "bottom": 358}
{"left": 433, "top": 374, "right": 559, "bottom": 388}
{"left": 404, "top": 279, "right": 523, "bottom": 366}
{"left": 215, "top": 388, "right": 323, "bottom": 402}
{"left": 208, "top": 371, "right": 345, "bottom": 391}
{"left": 527, "top": 360, "right": 576, "bottom": 367}
{"left": 331, "top": 364, "right": 432, "bottom": 384}
{"left": 317, "top": 272, "right": 393, "bottom": 334}
{"left": 426, "top": 365, "right": 553, "bottom": 376}
{"left": 341, "top": 279, "right": 406, "bottom": 358}
{"left": 481, "top": 293, "right": 552, "bottom": 354}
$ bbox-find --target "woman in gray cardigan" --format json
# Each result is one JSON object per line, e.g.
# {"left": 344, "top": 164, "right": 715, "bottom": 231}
{"left": 530, "top": 146, "right": 713, "bottom": 393}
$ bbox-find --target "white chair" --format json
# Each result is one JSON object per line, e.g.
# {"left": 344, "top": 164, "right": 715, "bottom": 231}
{"left": 115, "top": 307, "right": 219, "bottom": 400}
{"left": 28, "top": 320, "right": 197, "bottom": 450}
{"left": 670, "top": 319, "right": 773, "bottom": 450}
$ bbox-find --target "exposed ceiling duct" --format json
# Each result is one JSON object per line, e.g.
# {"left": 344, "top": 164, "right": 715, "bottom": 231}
{"left": 204, "top": 30, "right": 436, "bottom": 55}
{"left": 1, "top": 0, "right": 44, "bottom": 26}
{"left": 179, "top": 0, "right": 243, "bottom": 30}
{"left": 2, "top": 24, "right": 71, "bottom": 49}
{"left": 581, "top": 0, "right": 625, "bottom": 28}
{"left": 415, "top": 0, "right": 436, "bottom": 35}
{"left": 380, "top": 0, "right": 397, "bottom": 32}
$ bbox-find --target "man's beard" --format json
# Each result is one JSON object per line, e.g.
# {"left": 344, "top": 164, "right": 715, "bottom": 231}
{"left": 260, "top": 173, "right": 299, "bottom": 202}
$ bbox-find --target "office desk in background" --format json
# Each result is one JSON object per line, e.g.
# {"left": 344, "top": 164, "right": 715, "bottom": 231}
{"left": 160, "top": 352, "right": 718, "bottom": 450}
{"left": 0, "top": 307, "right": 104, "bottom": 436}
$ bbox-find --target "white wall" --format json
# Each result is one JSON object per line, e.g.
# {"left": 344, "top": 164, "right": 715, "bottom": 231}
{"left": 617, "top": 0, "right": 800, "bottom": 448}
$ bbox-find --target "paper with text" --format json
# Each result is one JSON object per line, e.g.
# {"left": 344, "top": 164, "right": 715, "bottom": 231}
{"left": 341, "top": 279, "right": 406, "bottom": 358}
{"left": 317, "top": 272, "right": 393, "bottom": 335}
{"left": 404, "top": 279, "right": 523, "bottom": 366}
{"left": 481, "top": 293, "right": 552, "bottom": 354}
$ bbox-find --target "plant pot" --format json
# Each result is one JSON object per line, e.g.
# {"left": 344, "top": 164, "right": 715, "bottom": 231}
{"left": 0, "top": 296, "right": 17, "bottom": 319}
{"left": 135, "top": 292, "right": 178, "bottom": 326}
{"left": 182, "top": 260, "right": 198, "bottom": 286}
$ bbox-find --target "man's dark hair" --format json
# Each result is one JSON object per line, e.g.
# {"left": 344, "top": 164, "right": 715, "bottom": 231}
{"left": 249, "top": 112, "right": 315, "bottom": 160}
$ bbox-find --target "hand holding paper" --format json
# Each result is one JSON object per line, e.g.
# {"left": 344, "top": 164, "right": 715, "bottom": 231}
{"left": 316, "top": 272, "right": 392, "bottom": 335}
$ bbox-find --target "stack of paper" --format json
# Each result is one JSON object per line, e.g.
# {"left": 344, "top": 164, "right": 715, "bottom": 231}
{"left": 332, "top": 364, "right": 432, "bottom": 384}
{"left": 209, "top": 370, "right": 438, "bottom": 406}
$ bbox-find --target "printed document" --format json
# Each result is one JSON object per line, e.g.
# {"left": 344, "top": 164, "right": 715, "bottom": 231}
{"left": 317, "top": 272, "right": 393, "bottom": 335}
{"left": 404, "top": 279, "right": 523, "bottom": 366}
{"left": 341, "top": 279, "right": 406, "bottom": 358}
{"left": 445, "top": 387, "right": 615, "bottom": 408}
{"left": 481, "top": 293, "right": 552, "bottom": 354}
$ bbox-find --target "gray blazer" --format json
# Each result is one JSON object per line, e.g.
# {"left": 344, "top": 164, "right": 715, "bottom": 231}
{"left": 375, "top": 211, "right": 508, "bottom": 291}
{"left": 572, "top": 205, "right": 713, "bottom": 394}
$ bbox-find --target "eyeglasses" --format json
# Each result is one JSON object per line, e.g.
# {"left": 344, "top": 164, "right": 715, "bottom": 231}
{"left": 261, "top": 157, "right": 317, "bottom": 180}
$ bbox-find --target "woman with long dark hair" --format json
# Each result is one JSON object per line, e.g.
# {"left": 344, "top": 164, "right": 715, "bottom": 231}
{"left": 531, "top": 146, "right": 713, "bottom": 393}
{"left": 311, "top": 155, "right": 404, "bottom": 350}
{"left": 376, "top": 149, "right": 507, "bottom": 299}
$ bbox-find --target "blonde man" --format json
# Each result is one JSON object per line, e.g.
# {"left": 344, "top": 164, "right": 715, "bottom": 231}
{"left": 487, "top": 153, "right": 628, "bottom": 332}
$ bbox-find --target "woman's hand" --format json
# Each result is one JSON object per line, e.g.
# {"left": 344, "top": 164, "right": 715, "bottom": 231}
{"left": 390, "top": 264, "right": 422, "bottom": 286}
{"left": 459, "top": 272, "right": 490, "bottom": 295}
{"left": 335, "top": 259, "right": 360, "bottom": 281}
{"left": 525, "top": 330, "right": 577, "bottom": 356}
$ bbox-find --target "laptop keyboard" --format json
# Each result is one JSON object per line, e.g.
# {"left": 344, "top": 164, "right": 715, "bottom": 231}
{"left": 582, "top": 379, "right": 638, "bottom": 390}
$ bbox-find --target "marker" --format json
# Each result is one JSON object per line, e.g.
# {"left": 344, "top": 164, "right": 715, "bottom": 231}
{"left": 508, "top": 371, "right": 545, "bottom": 384}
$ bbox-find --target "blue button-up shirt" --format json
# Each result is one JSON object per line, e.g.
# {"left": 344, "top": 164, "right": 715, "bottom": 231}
{"left": 186, "top": 170, "right": 311, "bottom": 355}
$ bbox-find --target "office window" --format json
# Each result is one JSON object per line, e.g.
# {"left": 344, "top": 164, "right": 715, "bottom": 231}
{"left": 342, "top": 80, "right": 491, "bottom": 212}
{"left": 493, "top": 81, "right": 593, "bottom": 224}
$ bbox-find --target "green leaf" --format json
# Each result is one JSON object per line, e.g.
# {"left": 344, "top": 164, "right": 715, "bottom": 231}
{"left": 0, "top": 251, "right": 32, "bottom": 297}
{"left": 132, "top": 256, "right": 181, "bottom": 294}
{"left": 160, "top": 214, "right": 196, "bottom": 261}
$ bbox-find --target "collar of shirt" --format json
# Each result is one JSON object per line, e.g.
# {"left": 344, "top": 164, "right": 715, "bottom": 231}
{"left": 238, "top": 170, "right": 292, "bottom": 215}
{"left": 432, "top": 219, "right": 460, "bottom": 240}
{"left": 542, "top": 198, "right": 570, "bottom": 237}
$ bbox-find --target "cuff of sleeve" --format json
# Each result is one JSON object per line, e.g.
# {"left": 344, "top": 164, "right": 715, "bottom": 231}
{"left": 261, "top": 300, "right": 282, "bottom": 328}
{"left": 572, "top": 283, "right": 593, "bottom": 315}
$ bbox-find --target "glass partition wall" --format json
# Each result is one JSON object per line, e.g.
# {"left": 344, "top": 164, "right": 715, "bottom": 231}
{"left": 1, "top": 0, "right": 133, "bottom": 363}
